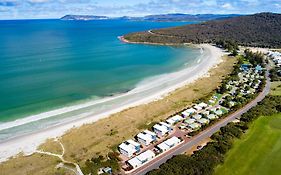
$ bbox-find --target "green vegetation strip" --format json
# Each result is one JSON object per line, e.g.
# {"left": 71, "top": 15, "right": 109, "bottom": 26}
{"left": 215, "top": 113, "right": 281, "bottom": 175}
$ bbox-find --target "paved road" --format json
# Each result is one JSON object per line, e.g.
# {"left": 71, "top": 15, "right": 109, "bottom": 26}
{"left": 129, "top": 69, "right": 270, "bottom": 175}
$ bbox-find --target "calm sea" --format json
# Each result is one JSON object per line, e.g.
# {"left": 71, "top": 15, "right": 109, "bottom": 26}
{"left": 0, "top": 19, "right": 200, "bottom": 140}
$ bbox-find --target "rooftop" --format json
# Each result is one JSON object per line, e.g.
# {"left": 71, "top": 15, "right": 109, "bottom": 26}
{"left": 137, "top": 150, "right": 155, "bottom": 162}
{"left": 153, "top": 124, "right": 169, "bottom": 133}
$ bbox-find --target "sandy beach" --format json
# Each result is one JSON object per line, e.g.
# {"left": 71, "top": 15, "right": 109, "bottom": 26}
{"left": 0, "top": 43, "right": 225, "bottom": 163}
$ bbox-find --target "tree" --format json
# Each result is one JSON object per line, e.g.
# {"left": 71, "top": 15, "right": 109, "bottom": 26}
{"left": 232, "top": 49, "right": 238, "bottom": 56}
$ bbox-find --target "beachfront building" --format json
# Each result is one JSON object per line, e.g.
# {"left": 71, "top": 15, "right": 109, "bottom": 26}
{"left": 192, "top": 114, "right": 202, "bottom": 120}
{"left": 215, "top": 109, "right": 223, "bottom": 116}
{"left": 198, "top": 102, "right": 208, "bottom": 109}
{"left": 153, "top": 122, "right": 172, "bottom": 137}
{"left": 166, "top": 115, "right": 184, "bottom": 125}
{"left": 164, "top": 136, "right": 181, "bottom": 148}
{"left": 137, "top": 150, "right": 155, "bottom": 163}
{"left": 159, "top": 122, "right": 172, "bottom": 130}
{"left": 144, "top": 130, "right": 157, "bottom": 140}
{"left": 156, "top": 136, "right": 181, "bottom": 152}
{"left": 127, "top": 150, "right": 156, "bottom": 169}
{"left": 119, "top": 142, "right": 138, "bottom": 158}
{"left": 137, "top": 130, "right": 157, "bottom": 146}
{"left": 203, "top": 110, "right": 210, "bottom": 116}
{"left": 185, "top": 118, "right": 196, "bottom": 125}
{"left": 188, "top": 123, "right": 201, "bottom": 131}
{"left": 127, "top": 157, "right": 142, "bottom": 169}
{"left": 182, "top": 108, "right": 196, "bottom": 117}
{"left": 206, "top": 114, "right": 217, "bottom": 120}
{"left": 126, "top": 140, "right": 141, "bottom": 152}
{"left": 197, "top": 118, "right": 210, "bottom": 125}
{"left": 194, "top": 104, "right": 203, "bottom": 111}
{"left": 157, "top": 142, "right": 170, "bottom": 152}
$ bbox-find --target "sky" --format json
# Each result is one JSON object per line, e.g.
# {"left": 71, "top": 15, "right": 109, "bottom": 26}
{"left": 0, "top": 0, "right": 280, "bottom": 19}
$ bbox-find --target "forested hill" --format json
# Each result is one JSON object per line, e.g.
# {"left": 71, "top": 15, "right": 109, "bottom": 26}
{"left": 124, "top": 13, "right": 281, "bottom": 48}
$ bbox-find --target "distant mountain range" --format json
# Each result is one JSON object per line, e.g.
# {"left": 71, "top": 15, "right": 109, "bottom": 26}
{"left": 60, "top": 14, "right": 241, "bottom": 22}
{"left": 124, "top": 13, "right": 281, "bottom": 48}
{"left": 61, "top": 15, "right": 109, "bottom": 20}
{"left": 139, "top": 14, "right": 241, "bottom": 22}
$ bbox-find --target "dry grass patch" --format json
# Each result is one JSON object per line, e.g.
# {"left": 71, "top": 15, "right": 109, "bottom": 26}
{"left": 0, "top": 153, "right": 61, "bottom": 175}
{"left": 38, "top": 138, "right": 63, "bottom": 155}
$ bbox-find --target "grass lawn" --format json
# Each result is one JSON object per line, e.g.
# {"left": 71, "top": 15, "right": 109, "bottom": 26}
{"left": 214, "top": 113, "right": 281, "bottom": 175}
{"left": 270, "top": 81, "right": 281, "bottom": 96}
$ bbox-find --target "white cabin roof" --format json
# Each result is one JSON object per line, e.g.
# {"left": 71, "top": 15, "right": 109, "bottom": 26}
{"left": 189, "top": 123, "right": 201, "bottom": 129}
{"left": 127, "top": 140, "right": 140, "bottom": 147}
{"left": 185, "top": 118, "right": 196, "bottom": 124}
{"left": 193, "top": 114, "right": 202, "bottom": 120}
{"left": 181, "top": 111, "right": 191, "bottom": 117}
{"left": 207, "top": 114, "right": 217, "bottom": 119}
{"left": 119, "top": 143, "right": 137, "bottom": 154}
{"left": 137, "top": 150, "right": 155, "bottom": 162}
{"left": 128, "top": 157, "right": 142, "bottom": 167}
{"left": 198, "top": 118, "right": 209, "bottom": 124}
{"left": 160, "top": 122, "right": 171, "bottom": 129}
{"left": 185, "top": 108, "right": 196, "bottom": 113}
{"left": 166, "top": 118, "right": 176, "bottom": 125}
{"left": 164, "top": 136, "right": 180, "bottom": 147}
{"left": 157, "top": 142, "right": 170, "bottom": 151}
{"left": 194, "top": 105, "right": 202, "bottom": 111}
{"left": 153, "top": 124, "right": 168, "bottom": 133}
{"left": 198, "top": 102, "right": 208, "bottom": 108}
{"left": 215, "top": 110, "right": 223, "bottom": 115}
{"left": 171, "top": 115, "right": 183, "bottom": 121}
{"left": 137, "top": 133, "right": 153, "bottom": 142}
{"left": 143, "top": 130, "right": 157, "bottom": 137}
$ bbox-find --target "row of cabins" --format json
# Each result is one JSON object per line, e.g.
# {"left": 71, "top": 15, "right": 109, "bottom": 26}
{"left": 182, "top": 107, "right": 225, "bottom": 131}
{"left": 119, "top": 102, "right": 216, "bottom": 170}
{"left": 224, "top": 67, "right": 262, "bottom": 98}
{"left": 119, "top": 122, "right": 173, "bottom": 158}
{"left": 127, "top": 136, "right": 182, "bottom": 169}
{"left": 118, "top": 103, "right": 209, "bottom": 158}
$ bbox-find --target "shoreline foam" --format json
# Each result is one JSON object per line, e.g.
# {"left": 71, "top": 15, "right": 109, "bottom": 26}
{"left": 0, "top": 44, "right": 225, "bottom": 163}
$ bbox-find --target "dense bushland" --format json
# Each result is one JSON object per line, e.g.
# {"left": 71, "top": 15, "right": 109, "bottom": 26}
{"left": 125, "top": 13, "right": 281, "bottom": 48}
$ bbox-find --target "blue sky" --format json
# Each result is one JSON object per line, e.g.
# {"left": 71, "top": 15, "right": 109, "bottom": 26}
{"left": 0, "top": 0, "right": 280, "bottom": 19}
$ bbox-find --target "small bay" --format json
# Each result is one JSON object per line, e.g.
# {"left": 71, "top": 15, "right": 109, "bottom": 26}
{"left": 0, "top": 19, "right": 200, "bottom": 141}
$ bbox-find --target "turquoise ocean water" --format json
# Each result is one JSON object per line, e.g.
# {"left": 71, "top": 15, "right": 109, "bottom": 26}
{"left": 0, "top": 19, "right": 201, "bottom": 141}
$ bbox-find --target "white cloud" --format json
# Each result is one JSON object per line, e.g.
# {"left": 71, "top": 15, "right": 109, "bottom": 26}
{"left": 28, "top": 0, "right": 50, "bottom": 3}
{"left": 202, "top": 0, "right": 217, "bottom": 6}
{"left": 0, "top": 0, "right": 280, "bottom": 19}
{"left": 222, "top": 3, "right": 233, "bottom": 9}
{"left": 275, "top": 3, "right": 281, "bottom": 8}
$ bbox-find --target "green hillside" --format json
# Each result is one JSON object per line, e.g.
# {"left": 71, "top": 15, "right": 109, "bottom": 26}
{"left": 124, "top": 13, "right": 281, "bottom": 48}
